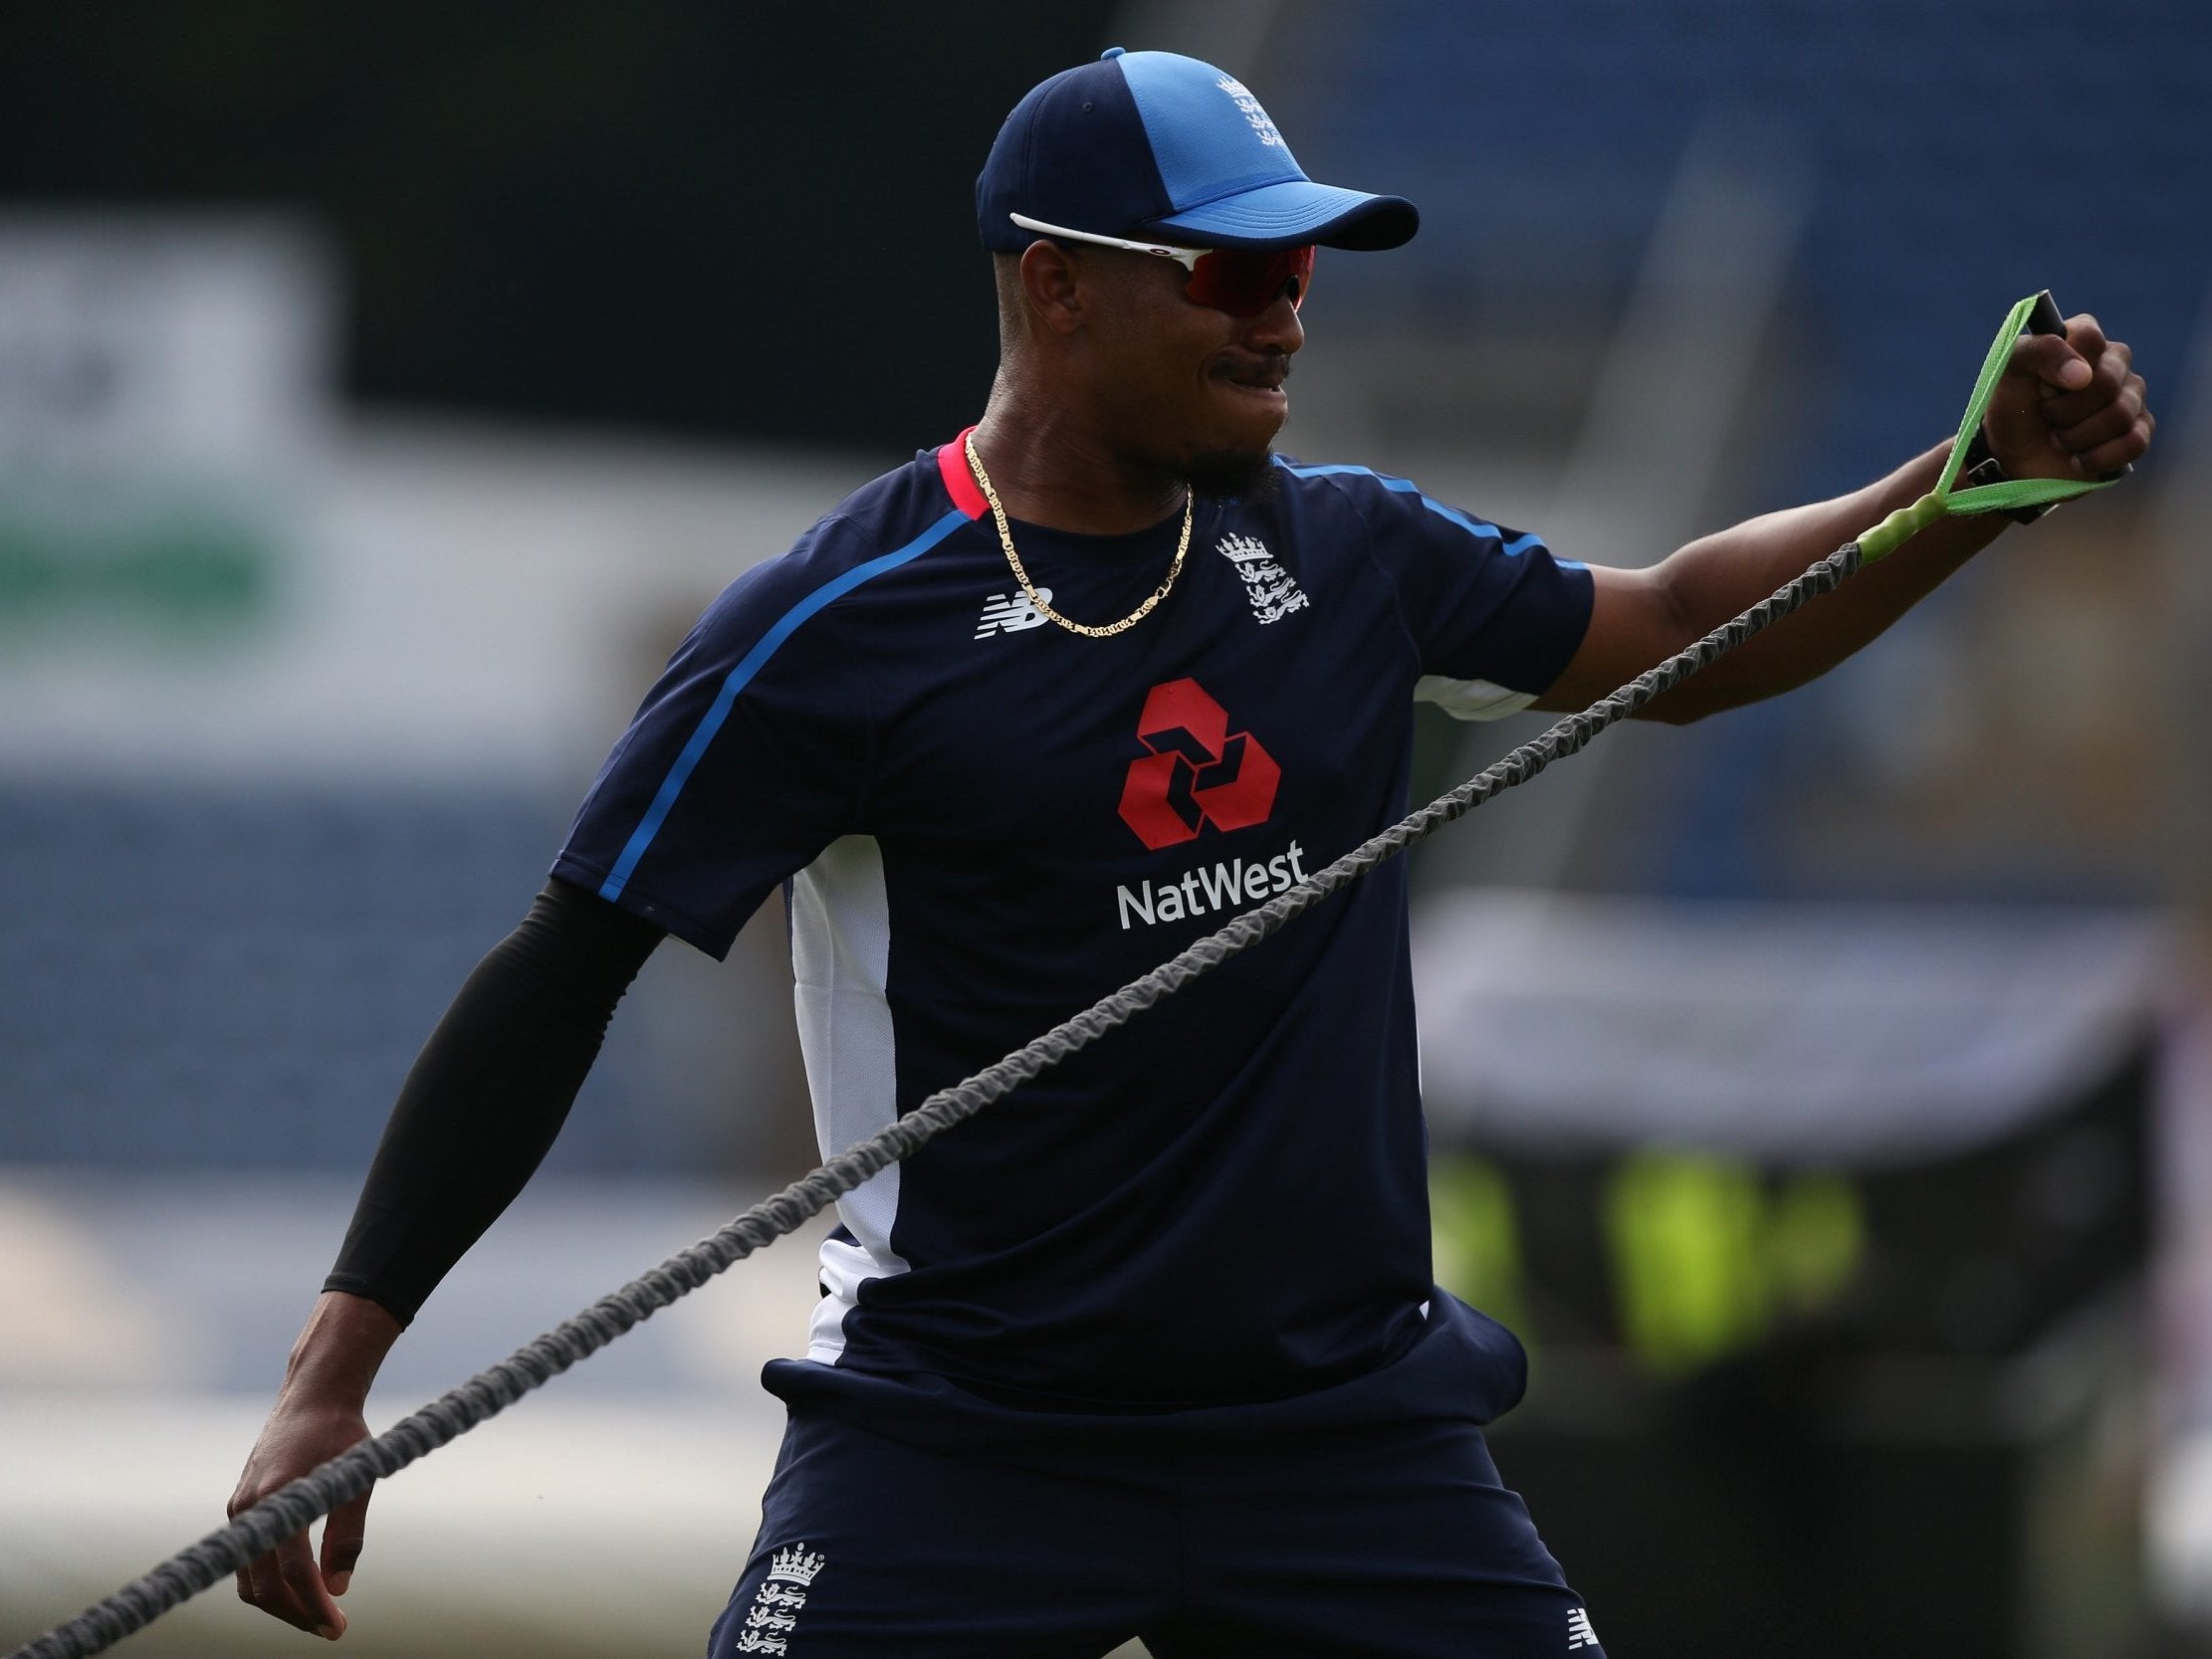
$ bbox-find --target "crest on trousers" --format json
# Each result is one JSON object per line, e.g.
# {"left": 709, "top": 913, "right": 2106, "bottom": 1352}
{"left": 731, "top": 1543, "right": 826, "bottom": 1653}
{"left": 1216, "top": 532, "right": 1309, "bottom": 625}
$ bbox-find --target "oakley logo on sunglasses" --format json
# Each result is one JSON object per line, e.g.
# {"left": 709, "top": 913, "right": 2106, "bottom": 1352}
{"left": 1008, "top": 213, "right": 1314, "bottom": 318}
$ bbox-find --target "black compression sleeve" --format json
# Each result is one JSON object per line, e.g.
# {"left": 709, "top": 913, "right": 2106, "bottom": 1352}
{"left": 323, "top": 877, "right": 664, "bottom": 1326}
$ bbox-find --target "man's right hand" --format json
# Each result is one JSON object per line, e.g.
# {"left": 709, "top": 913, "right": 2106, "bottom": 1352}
{"left": 228, "top": 1291, "right": 402, "bottom": 1640}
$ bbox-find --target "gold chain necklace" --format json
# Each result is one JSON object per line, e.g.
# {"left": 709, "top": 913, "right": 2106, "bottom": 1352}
{"left": 965, "top": 433, "right": 1191, "bottom": 639}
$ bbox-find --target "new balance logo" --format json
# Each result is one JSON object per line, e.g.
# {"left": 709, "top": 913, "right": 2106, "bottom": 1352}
{"left": 1567, "top": 1606, "right": 1601, "bottom": 1650}
{"left": 975, "top": 587, "right": 1052, "bottom": 637}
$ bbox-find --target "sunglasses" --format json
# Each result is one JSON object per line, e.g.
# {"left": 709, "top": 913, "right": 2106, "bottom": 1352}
{"left": 1009, "top": 213, "right": 1315, "bottom": 319}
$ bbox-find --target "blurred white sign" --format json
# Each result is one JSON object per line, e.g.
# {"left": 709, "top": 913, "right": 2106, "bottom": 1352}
{"left": 1413, "top": 888, "right": 2172, "bottom": 1164}
{"left": 0, "top": 215, "right": 334, "bottom": 485}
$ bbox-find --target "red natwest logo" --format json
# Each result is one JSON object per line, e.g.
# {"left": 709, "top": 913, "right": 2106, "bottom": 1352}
{"left": 1117, "top": 678, "right": 1281, "bottom": 851}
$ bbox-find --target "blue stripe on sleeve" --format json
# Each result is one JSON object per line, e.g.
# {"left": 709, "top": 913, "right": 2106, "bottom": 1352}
{"left": 598, "top": 508, "right": 969, "bottom": 904}
{"left": 1276, "top": 459, "right": 1583, "bottom": 568}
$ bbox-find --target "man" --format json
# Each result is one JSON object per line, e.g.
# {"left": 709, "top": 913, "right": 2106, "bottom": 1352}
{"left": 229, "top": 47, "right": 2153, "bottom": 1658}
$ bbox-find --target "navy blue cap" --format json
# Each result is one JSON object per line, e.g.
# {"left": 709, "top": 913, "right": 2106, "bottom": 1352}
{"left": 978, "top": 48, "right": 1419, "bottom": 253}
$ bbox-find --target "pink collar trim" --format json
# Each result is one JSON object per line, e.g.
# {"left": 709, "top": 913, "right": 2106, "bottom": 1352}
{"left": 936, "top": 427, "right": 988, "bottom": 520}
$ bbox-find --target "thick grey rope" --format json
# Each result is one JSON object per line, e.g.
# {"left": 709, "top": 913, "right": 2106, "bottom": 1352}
{"left": 9, "top": 539, "right": 1863, "bottom": 1659}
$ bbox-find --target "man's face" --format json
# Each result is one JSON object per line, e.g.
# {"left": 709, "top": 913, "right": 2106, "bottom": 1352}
{"left": 1074, "top": 245, "right": 1306, "bottom": 494}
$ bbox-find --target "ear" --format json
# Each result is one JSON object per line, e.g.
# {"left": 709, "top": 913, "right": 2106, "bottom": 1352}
{"left": 1017, "top": 241, "right": 1086, "bottom": 335}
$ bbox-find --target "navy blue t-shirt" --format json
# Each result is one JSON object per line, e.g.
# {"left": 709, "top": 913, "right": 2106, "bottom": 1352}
{"left": 554, "top": 434, "right": 1592, "bottom": 1413}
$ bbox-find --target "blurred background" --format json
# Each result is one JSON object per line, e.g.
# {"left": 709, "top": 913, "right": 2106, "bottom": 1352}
{"left": 1, "top": 2, "right": 2206, "bottom": 1655}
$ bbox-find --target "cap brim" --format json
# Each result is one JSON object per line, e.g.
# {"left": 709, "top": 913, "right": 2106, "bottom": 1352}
{"left": 1144, "top": 179, "right": 1419, "bottom": 251}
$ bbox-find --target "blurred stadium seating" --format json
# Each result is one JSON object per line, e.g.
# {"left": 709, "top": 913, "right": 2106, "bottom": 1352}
{"left": 1294, "top": 0, "right": 2210, "bottom": 501}
{"left": 0, "top": 783, "right": 666, "bottom": 1170}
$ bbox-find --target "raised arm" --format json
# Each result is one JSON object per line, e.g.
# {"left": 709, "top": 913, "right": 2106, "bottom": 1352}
{"left": 1533, "top": 312, "right": 2153, "bottom": 723}
{"left": 227, "top": 878, "right": 663, "bottom": 1639}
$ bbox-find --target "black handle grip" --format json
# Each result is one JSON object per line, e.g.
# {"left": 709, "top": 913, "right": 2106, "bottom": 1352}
{"left": 2024, "top": 288, "right": 2130, "bottom": 480}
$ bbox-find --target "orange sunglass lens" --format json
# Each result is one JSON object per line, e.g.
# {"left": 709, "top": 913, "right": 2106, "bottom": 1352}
{"left": 1185, "top": 245, "right": 1316, "bottom": 316}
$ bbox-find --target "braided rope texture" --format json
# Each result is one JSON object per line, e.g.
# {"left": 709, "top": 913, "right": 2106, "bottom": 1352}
{"left": 8, "top": 540, "right": 1862, "bottom": 1659}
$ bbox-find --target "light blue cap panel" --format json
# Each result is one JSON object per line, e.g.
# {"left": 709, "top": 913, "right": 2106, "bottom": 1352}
{"left": 1115, "top": 51, "right": 1309, "bottom": 210}
{"left": 1154, "top": 178, "right": 1389, "bottom": 241}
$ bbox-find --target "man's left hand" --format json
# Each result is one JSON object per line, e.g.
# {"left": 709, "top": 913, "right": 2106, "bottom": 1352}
{"left": 1980, "top": 312, "right": 2155, "bottom": 483}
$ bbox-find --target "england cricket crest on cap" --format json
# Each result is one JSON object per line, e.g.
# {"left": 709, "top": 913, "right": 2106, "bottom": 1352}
{"left": 1214, "top": 75, "right": 1284, "bottom": 147}
{"left": 1217, "top": 532, "right": 1308, "bottom": 624}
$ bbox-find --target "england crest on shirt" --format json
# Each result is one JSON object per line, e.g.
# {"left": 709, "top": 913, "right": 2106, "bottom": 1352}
{"left": 1216, "top": 532, "right": 1309, "bottom": 624}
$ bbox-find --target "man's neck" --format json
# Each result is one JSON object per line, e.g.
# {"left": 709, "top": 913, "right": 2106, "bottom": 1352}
{"left": 969, "top": 385, "right": 1186, "bottom": 535}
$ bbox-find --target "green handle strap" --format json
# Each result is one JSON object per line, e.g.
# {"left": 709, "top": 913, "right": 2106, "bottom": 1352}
{"left": 1856, "top": 292, "right": 2120, "bottom": 563}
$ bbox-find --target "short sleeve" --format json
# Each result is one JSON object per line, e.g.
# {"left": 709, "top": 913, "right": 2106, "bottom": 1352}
{"left": 1309, "top": 465, "right": 1593, "bottom": 722}
{"left": 553, "top": 542, "right": 875, "bottom": 958}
